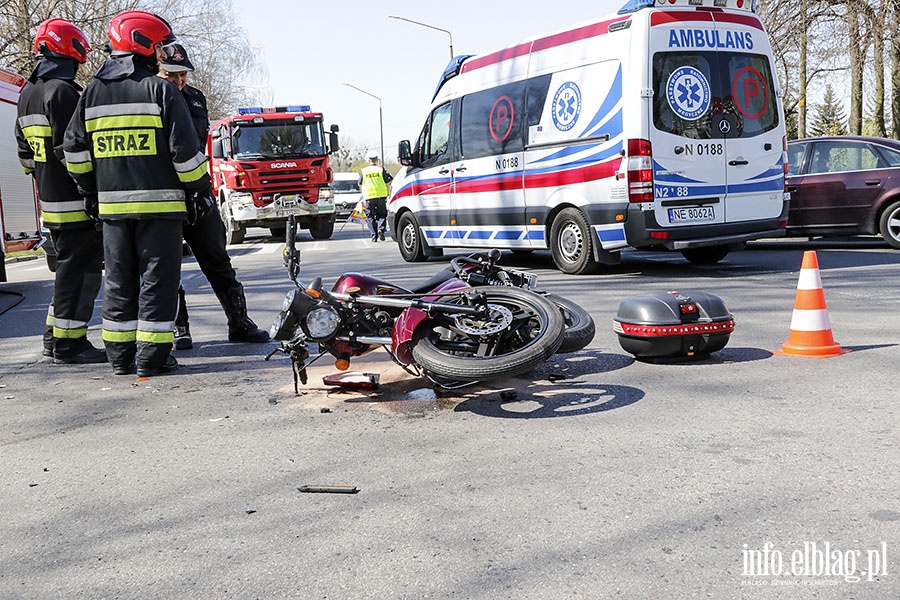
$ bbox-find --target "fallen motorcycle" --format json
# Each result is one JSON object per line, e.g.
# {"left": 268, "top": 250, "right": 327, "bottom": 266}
{"left": 268, "top": 217, "right": 566, "bottom": 390}
{"left": 406, "top": 249, "right": 595, "bottom": 354}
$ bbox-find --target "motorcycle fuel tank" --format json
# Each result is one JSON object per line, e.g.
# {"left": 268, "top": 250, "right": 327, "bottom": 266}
{"left": 332, "top": 273, "right": 413, "bottom": 296}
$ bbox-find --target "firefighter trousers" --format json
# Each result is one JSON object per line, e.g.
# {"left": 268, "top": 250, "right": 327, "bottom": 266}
{"left": 46, "top": 225, "right": 103, "bottom": 356}
{"left": 177, "top": 208, "right": 239, "bottom": 326}
{"left": 101, "top": 219, "right": 182, "bottom": 372}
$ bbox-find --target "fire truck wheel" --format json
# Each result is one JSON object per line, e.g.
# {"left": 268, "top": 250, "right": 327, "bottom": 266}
{"left": 220, "top": 203, "right": 245, "bottom": 245}
{"left": 309, "top": 217, "right": 334, "bottom": 240}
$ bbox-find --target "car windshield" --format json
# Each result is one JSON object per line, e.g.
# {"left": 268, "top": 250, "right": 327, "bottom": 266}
{"left": 332, "top": 180, "right": 360, "bottom": 193}
{"left": 232, "top": 119, "right": 326, "bottom": 159}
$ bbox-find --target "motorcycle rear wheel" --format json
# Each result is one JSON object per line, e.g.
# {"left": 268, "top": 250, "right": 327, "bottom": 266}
{"left": 545, "top": 293, "right": 595, "bottom": 353}
{"left": 411, "top": 287, "right": 565, "bottom": 382}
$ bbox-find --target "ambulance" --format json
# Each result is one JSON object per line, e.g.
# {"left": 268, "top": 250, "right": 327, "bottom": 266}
{"left": 389, "top": 0, "right": 788, "bottom": 274}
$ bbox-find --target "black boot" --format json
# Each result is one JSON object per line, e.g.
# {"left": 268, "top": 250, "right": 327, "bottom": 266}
{"left": 42, "top": 325, "right": 54, "bottom": 358}
{"left": 173, "top": 286, "right": 193, "bottom": 350}
{"left": 219, "top": 283, "right": 270, "bottom": 343}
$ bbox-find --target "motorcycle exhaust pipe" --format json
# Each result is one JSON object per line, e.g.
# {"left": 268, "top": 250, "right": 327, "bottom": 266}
{"left": 331, "top": 292, "right": 486, "bottom": 316}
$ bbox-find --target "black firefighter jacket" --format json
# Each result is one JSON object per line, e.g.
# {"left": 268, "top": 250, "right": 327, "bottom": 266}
{"left": 15, "top": 69, "right": 91, "bottom": 229}
{"left": 63, "top": 54, "right": 210, "bottom": 220}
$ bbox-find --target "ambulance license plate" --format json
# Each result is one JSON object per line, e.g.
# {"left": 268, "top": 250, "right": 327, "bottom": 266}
{"left": 668, "top": 206, "right": 715, "bottom": 223}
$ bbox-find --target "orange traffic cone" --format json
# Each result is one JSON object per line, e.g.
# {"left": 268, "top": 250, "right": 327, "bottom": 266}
{"left": 775, "top": 251, "right": 849, "bottom": 358}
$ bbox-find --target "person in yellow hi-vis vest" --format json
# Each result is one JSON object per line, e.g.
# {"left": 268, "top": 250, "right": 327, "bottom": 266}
{"left": 358, "top": 151, "right": 393, "bottom": 242}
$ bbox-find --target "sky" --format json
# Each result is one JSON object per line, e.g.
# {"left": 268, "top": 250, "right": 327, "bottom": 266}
{"left": 235, "top": 0, "right": 625, "bottom": 160}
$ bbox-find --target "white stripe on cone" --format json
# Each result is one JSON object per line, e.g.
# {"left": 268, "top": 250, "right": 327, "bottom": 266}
{"left": 796, "top": 268, "right": 824, "bottom": 290}
{"left": 789, "top": 308, "right": 832, "bottom": 331}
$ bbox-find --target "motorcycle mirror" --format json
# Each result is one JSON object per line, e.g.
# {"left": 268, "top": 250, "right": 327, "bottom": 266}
{"left": 307, "top": 277, "right": 323, "bottom": 294}
{"left": 488, "top": 249, "right": 502, "bottom": 263}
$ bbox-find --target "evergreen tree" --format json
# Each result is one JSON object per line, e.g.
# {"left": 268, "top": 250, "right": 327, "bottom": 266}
{"left": 810, "top": 84, "right": 848, "bottom": 136}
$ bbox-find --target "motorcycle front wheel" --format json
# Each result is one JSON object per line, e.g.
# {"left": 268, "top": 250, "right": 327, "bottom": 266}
{"left": 411, "top": 287, "right": 565, "bottom": 382}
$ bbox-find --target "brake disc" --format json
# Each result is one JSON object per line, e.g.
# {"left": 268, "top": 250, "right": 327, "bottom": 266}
{"left": 450, "top": 303, "right": 513, "bottom": 336}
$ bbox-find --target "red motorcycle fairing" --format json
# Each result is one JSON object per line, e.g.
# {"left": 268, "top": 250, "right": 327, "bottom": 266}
{"left": 392, "top": 277, "right": 472, "bottom": 365}
{"left": 332, "top": 273, "right": 413, "bottom": 296}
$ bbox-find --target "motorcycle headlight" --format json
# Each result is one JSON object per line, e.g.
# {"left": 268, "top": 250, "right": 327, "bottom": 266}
{"left": 271, "top": 309, "right": 299, "bottom": 341}
{"left": 304, "top": 306, "right": 340, "bottom": 340}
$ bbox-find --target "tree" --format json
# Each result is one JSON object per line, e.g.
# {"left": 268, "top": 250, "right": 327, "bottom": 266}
{"left": 810, "top": 84, "right": 848, "bottom": 136}
{"left": 0, "top": 0, "right": 267, "bottom": 119}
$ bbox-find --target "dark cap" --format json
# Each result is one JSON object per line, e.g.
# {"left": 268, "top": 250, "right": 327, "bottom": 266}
{"left": 160, "top": 43, "right": 194, "bottom": 72}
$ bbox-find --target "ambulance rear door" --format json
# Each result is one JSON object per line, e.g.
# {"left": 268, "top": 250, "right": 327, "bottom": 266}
{"left": 648, "top": 9, "right": 784, "bottom": 227}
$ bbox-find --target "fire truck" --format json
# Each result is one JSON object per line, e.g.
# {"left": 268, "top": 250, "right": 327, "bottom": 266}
{"left": 208, "top": 105, "right": 339, "bottom": 244}
{"left": 0, "top": 67, "right": 40, "bottom": 282}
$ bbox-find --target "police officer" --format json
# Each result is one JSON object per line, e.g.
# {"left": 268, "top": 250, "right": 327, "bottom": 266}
{"left": 15, "top": 18, "right": 106, "bottom": 364}
{"left": 157, "top": 43, "right": 269, "bottom": 350}
{"left": 64, "top": 11, "right": 210, "bottom": 377}
{"left": 359, "top": 151, "right": 392, "bottom": 242}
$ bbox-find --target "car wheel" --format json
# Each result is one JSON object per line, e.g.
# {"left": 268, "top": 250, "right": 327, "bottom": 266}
{"left": 878, "top": 200, "right": 900, "bottom": 249}
{"left": 681, "top": 245, "right": 729, "bottom": 265}
{"left": 397, "top": 212, "right": 427, "bottom": 262}
{"left": 549, "top": 208, "right": 599, "bottom": 274}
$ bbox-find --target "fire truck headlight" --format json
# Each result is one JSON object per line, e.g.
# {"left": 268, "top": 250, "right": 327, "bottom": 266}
{"left": 319, "top": 187, "right": 334, "bottom": 200}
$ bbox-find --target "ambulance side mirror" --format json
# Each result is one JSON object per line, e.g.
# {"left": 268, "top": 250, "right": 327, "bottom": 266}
{"left": 398, "top": 140, "right": 415, "bottom": 167}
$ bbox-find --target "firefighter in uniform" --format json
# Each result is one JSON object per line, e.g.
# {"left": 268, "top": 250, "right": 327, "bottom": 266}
{"left": 359, "top": 151, "right": 392, "bottom": 242}
{"left": 157, "top": 43, "right": 269, "bottom": 350}
{"left": 14, "top": 19, "right": 106, "bottom": 364}
{"left": 64, "top": 11, "right": 210, "bottom": 377}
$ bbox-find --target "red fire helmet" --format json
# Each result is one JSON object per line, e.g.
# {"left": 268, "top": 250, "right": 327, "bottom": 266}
{"left": 34, "top": 18, "right": 91, "bottom": 63}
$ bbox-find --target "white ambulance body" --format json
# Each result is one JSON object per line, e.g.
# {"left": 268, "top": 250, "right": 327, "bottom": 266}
{"left": 389, "top": 0, "right": 788, "bottom": 274}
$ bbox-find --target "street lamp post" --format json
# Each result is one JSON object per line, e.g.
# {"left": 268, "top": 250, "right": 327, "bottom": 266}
{"left": 343, "top": 83, "right": 384, "bottom": 168}
{"left": 388, "top": 15, "right": 454, "bottom": 60}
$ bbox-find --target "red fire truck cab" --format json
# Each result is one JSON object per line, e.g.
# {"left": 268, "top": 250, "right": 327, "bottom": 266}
{"left": 208, "top": 105, "right": 339, "bottom": 244}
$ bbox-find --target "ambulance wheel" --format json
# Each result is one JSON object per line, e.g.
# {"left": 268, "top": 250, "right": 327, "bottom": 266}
{"left": 681, "top": 245, "right": 729, "bottom": 265}
{"left": 220, "top": 203, "right": 245, "bottom": 245}
{"left": 550, "top": 208, "right": 599, "bottom": 275}
{"left": 398, "top": 212, "right": 427, "bottom": 262}
{"left": 878, "top": 200, "right": 900, "bottom": 249}
{"left": 309, "top": 217, "right": 334, "bottom": 240}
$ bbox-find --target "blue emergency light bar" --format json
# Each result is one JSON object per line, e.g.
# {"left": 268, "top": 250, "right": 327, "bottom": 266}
{"left": 618, "top": 0, "right": 755, "bottom": 13}
{"left": 238, "top": 105, "right": 312, "bottom": 115}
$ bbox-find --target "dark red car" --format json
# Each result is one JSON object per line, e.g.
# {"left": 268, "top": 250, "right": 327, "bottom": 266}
{"left": 786, "top": 136, "right": 900, "bottom": 248}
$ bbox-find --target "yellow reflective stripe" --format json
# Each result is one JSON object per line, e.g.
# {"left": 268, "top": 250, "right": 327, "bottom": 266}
{"left": 177, "top": 162, "right": 208, "bottom": 184}
{"left": 85, "top": 114, "right": 162, "bottom": 132}
{"left": 22, "top": 124, "right": 52, "bottom": 137}
{"left": 67, "top": 161, "right": 93, "bottom": 174}
{"left": 98, "top": 201, "right": 185, "bottom": 215}
{"left": 23, "top": 166, "right": 35, "bottom": 175}
{"left": 46, "top": 314, "right": 55, "bottom": 326}
{"left": 42, "top": 211, "right": 91, "bottom": 224}
{"left": 103, "top": 329, "right": 137, "bottom": 343}
{"left": 137, "top": 330, "right": 174, "bottom": 344}
{"left": 53, "top": 326, "right": 88, "bottom": 339}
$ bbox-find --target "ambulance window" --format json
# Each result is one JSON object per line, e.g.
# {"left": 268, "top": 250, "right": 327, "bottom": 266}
{"left": 652, "top": 51, "right": 779, "bottom": 139}
{"left": 416, "top": 101, "right": 453, "bottom": 168}
{"left": 460, "top": 81, "right": 527, "bottom": 160}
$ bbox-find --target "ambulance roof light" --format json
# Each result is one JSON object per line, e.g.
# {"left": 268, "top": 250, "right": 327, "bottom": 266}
{"left": 618, "top": 0, "right": 756, "bottom": 12}
{"left": 618, "top": 0, "right": 654, "bottom": 14}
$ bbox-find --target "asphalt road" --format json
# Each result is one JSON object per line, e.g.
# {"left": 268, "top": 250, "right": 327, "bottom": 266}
{"left": 1, "top": 226, "right": 899, "bottom": 599}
